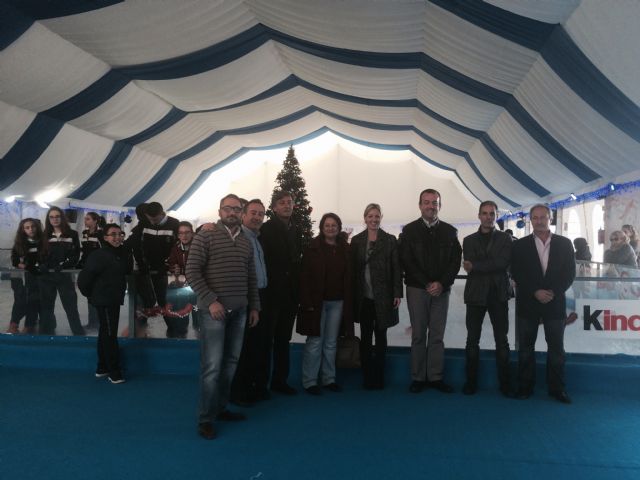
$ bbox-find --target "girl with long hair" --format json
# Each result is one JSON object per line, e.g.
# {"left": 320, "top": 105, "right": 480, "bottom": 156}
{"left": 39, "top": 206, "right": 85, "bottom": 335}
{"left": 7, "top": 219, "right": 45, "bottom": 334}
{"left": 78, "top": 212, "right": 105, "bottom": 330}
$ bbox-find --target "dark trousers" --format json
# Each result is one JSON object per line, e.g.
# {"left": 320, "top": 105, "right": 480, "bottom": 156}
{"left": 10, "top": 274, "right": 39, "bottom": 329}
{"left": 465, "top": 302, "right": 510, "bottom": 388}
{"left": 359, "top": 298, "right": 388, "bottom": 388}
{"left": 265, "top": 295, "right": 297, "bottom": 386}
{"left": 134, "top": 272, "right": 169, "bottom": 333}
{"left": 517, "top": 315, "right": 565, "bottom": 393}
{"left": 38, "top": 273, "right": 84, "bottom": 335}
{"left": 87, "top": 303, "right": 99, "bottom": 329}
{"left": 96, "top": 305, "right": 121, "bottom": 376}
{"left": 232, "top": 291, "right": 271, "bottom": 400}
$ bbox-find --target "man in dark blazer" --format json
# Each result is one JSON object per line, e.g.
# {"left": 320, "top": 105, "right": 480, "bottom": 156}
{"left": 462, "top": 200, "right": 513, "bottom": 397}
{"left": 511, "top": 204, "right": 576, "bottom": 404}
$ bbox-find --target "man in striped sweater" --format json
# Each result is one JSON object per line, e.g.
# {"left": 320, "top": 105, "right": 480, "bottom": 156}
{"left": 186, "top": 194, "right": 260, "bottom": 440}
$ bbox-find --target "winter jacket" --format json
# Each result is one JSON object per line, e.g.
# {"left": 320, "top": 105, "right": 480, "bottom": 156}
{"left": 399, "top": 218, "right": 462, "bottom": 292}
{"left": 42, "top": 231, "right": 81, "bottom": 270}
{"left": 78, "top": 244, "right": 132, "bottom": 306}
{"left": 351, "top": 229, "right": 402, "bottom": 330}
{"left": 127, "top": 216, "right": 179, "bottom": 273}
{"left": 78, "top": 228, "right": 103, "bottom": 268}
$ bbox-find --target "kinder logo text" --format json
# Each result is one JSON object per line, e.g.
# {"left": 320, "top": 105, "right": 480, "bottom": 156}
{"left": 583, "top": 305, "right": 640, "bottom": 331}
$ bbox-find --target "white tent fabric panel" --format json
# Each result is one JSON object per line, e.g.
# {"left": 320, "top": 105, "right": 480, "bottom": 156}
{"left": 0, "top": 23, "right": 109, "bottom": 112}
{"left": 467, "top": 141, "right": 539, "bottom": 206}
{"left": 487, "top": 113, "right": 584, "bottom": 191}
{"left": 0, "top": 102, "right": 35, "bottom": 158}
{"left": 275, "top": 45, "right": 419, "bottom": 100}
{"left": 135, "top": 117, "right": 217, "bottom": 158}
{"left": 134, "top": 43, "right": 291, "bottom": 111}
{"left": 41, "top": 0, "right": 258, "bottom": 67}
{"left": 422, "top": 2, "right": 539, "bottom": 93}
{"left": 7, "top": 124, "right": 113, "bottom": 197}
{"left": 84, "top": 147, "right": 169, "bottom": 206}
{"left": 69, "top": 83, "right": 173, "bottom": 141}
{"left": 416, "top": 72, "right": 503, "bottom": 131}
{"left": 515, "top": 60, "right": 639, "bottom": 177}
{"left": 246, "top": 0, "right": 427, "bottom": 52}
{"left": 564, "top": 0, "right": 640, "bottom": 105}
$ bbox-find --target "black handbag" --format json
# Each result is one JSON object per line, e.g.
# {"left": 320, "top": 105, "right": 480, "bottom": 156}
{"left": 336, "top": 335, "right": 361, "bottom": 369}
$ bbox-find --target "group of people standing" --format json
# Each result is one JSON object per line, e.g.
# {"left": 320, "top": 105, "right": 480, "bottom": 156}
{"left": 188, "top": 188, "right": 581, "bottom": 441}
{"left": 8, "top": 207, "right": 107, "bottom": 336}
{"left": 11, "top": 187, "right": 628, "bottom": 440}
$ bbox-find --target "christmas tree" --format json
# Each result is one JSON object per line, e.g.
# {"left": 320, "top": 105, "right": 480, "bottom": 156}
{"left": 267, "top": 145, "right": 314, "bottom": 247}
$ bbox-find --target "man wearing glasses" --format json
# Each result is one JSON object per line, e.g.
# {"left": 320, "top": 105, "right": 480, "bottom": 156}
{"left": 511, "top": 204, "right": 576, "bottom": 404}
{"left": 186, "top": 194, "right": 260, "bottom": 440}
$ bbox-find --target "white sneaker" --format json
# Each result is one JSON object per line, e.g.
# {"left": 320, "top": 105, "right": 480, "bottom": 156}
{"left": 108, "top": 376, "right": 126, "bottom": 384}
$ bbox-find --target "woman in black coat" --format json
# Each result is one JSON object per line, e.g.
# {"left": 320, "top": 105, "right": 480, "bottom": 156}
{"left": 351, "top": 203, "right": 402, "bottom": 389}
{"left": 78, "top": 224, "right": 132, "bottom": 384}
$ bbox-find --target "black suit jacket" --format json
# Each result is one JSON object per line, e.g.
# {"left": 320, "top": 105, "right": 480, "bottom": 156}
{"left": 463, "top": 228, "right": 512, "bottom": 305}
{"left": 511, "top": 233, "right": 575, "bottom": 321}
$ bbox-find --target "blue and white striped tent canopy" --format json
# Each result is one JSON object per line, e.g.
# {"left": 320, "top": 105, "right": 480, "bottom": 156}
{"left": 1, "top": 0, "right": 639, "bottom": 212}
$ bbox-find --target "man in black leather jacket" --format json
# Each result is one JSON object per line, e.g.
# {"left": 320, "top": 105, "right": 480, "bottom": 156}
{"left": 461, "top": 201, "right": 513, "bottom": 397}
{"left": 400, "top": 189, "right": 461, "bottom": 394}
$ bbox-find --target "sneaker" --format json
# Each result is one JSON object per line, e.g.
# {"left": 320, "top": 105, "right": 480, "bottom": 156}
{"left": 108, "top": 375, "right": 126, "bottom": 384}
{"left": 6, "top": 323, "right": 19, "bottom": 334}
{"left": 95, "top": 370, "right": 109, "bottom": 378}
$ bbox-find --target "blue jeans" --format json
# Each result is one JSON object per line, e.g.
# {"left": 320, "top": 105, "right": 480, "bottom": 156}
{"left": 198, "top": 308, "right": 246, "bottom": 424}
{"left": 302, "top": 300, "right": 343, "bottom": 388}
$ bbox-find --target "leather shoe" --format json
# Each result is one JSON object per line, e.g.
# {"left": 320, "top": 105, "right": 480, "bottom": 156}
{"left": 462, "top": 382, "right": 477, "bottom": 395}
{"left": 409, "top": 381, "right": 426, "bottom": 393}
{"left": 198, "top": 422, "right": 216, "bottom": 440}
{"left": 516, "top": 388, "right": 532, "bottom": 400}
{"left": 549, "top": 390, "right": 572, "bottom": 404}
{"left": 305, "top": 385, "right": 322, "bottom": 395}
{"left": 271, "top": 382, "right": 298, "bottom": 395}
{"left": 323, "top": 383, "right": 342, "bottom": 392}
{"left": 429, "top": 380, "right": 454, "bottom": 393}
{"left": 216, "top": 409, "right": 246, "bottom": 421}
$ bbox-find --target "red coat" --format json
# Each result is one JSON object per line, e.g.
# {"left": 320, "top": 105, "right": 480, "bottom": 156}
{"left": 296, "top": 236, "right": 353, "bottom": 337}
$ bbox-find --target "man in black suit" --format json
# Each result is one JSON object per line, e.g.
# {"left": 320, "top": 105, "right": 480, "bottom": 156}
{"left": 462, "top": 200, "right": 513, "bottom": 396}
{"left": 260, "top": 190, "right": 303, "bottom": 395}
{"left": 511, "top": 204, "right": 576, "bottom": 404}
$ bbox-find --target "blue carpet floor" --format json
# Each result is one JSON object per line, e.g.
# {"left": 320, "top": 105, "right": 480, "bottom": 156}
{"left": 2, "top": 349, "right": 640, "bottom": 480}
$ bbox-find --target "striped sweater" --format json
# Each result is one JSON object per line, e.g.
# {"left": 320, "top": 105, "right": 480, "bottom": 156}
{"left": 185, "top": 221, "right": 260, "bottom": 312}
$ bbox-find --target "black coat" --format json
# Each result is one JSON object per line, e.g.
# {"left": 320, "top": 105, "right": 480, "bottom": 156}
{"left": 399, "top": 218, "right": 462, "bottom": 292}
{"left": 78, "top": 244, "right": 132, "bottom": 306}
{"left": 462, "top": 228, "right": 513, "bottom": 305}
{"left": 351, "top": 229, "right": 402, "bottom": 329}
{"left": 511, "top": 234, "right": 575, "bottom": 321}
{"left": 260, "top": 217, "right": 302, "bottom": 303}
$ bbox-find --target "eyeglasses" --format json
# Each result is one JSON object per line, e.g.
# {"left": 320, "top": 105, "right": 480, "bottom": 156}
{"left": 610, "top": 237, "right": 621, "bottom": 241}
{"left": 178, "top": 231, "right": 192, "bottom": 235}
{"left": 105, "top": 232, "right": 125, "bottom": 238}
{"left": 48, "top": 215, "right": 61, "bottom": 219}
{"left": 221, "top": 206, "right": 242, "bottom": 213}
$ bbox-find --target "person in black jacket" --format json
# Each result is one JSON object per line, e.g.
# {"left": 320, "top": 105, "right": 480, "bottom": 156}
{"left": 461, "top": 201, "right": 513, "bottom": 396}
{"left": 260, "top": 191, "right": 303, "bottom": 395}
{"left": 39, "top": 206, "right": 85, "bottom": 336}
{"left": 511, "top": 204, "right": 576, "bottom": 404}
{"left": 78, "top": 224, "right": 132, "bottom": 384}
{"left": 399, "top": 189, "right": 462, "bottom": 394}
{"left": 7, "top": 218, "right": 45, "bottom": 334}
{"left": 351, "top": 203, "right": 402, "bottom": 390}
{"left": 126, "top": 202, "right": 179, "bottom": 337}
{"left": 78, "top": 212, "right": 105, "bottom": 330}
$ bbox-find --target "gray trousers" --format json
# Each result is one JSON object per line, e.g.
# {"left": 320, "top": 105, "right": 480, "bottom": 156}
{"left": 406, "top": 286, "right": 450, "bottom": 382}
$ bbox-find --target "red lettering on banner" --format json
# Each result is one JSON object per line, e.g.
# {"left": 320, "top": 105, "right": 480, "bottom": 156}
{"left": 629, "top": 315, "right": 640, "bottom": 331}
{"left": 611, "top": 315, "right": 628, "bottom": 331}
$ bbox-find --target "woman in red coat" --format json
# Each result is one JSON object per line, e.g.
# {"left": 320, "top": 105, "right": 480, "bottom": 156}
{"left": 297, "top": 213, "right": 353, "bottom": 395}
